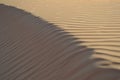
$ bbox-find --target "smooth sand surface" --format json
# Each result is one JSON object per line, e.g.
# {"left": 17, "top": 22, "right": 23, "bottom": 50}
{"left": 0, "top": 0, "right": 120, "bottom": 80}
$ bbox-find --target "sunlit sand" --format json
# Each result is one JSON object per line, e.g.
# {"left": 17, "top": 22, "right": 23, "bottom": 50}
{"left": 0, "top": 0, "right": 120, "bottom": 80}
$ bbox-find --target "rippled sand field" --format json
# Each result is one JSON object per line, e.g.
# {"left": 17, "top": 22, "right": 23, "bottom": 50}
{"left": 0, "top": 0, "right": 120, "bottom": 80}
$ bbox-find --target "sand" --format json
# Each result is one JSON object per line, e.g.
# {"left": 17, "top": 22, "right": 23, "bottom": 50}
{"left": 0, "top": 0, "right": 120, "bottom": 80}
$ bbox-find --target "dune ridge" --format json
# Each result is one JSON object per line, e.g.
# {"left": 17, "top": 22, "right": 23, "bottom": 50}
{"left": 0, "top": 4, "right": 120, "bottom": 80}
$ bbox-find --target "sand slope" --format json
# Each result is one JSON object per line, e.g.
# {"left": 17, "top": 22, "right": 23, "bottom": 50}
{"left": 0, "top": 0, "right": 120, "bottom": 70}
{"left": 0, "top": 1, "right": 120, "bottom": 80}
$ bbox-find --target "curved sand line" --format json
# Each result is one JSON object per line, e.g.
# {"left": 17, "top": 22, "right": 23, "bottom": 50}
{"left": 0, "top": 4, "right": 120, "bottom": 80}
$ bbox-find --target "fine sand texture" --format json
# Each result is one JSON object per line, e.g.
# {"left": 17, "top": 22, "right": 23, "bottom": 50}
{"left": 0, "top": 1, "right": 120, "bottom": 80}
{"left": 0, "top": 0, "right": 120, "bottom": 70}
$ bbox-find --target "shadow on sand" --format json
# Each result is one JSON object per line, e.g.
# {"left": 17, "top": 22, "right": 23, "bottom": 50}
{"left": 0, "top": 4, "right": 119, "bottom": 80}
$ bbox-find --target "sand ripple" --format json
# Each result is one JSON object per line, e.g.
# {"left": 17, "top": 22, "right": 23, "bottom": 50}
{"left": 0, "top": 4, "right": 120, "bottom": 80}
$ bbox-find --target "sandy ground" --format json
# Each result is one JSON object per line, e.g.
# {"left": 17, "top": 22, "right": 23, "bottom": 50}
{"left": 0, "top": 0, "right": 120, "bottom": 80}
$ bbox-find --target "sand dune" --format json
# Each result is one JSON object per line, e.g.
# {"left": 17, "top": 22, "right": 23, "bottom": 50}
{"left": 0, "top": 2, "right": 120, "bottom": 80}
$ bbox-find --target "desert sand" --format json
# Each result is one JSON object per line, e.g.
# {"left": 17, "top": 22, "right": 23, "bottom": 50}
{"left": 0, "top": 0, "right": 120, "bottom": 80}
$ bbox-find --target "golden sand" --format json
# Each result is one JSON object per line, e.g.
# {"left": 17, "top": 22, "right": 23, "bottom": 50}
{"left": 0, "top": 0, "right": 120, "bottom": 79}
